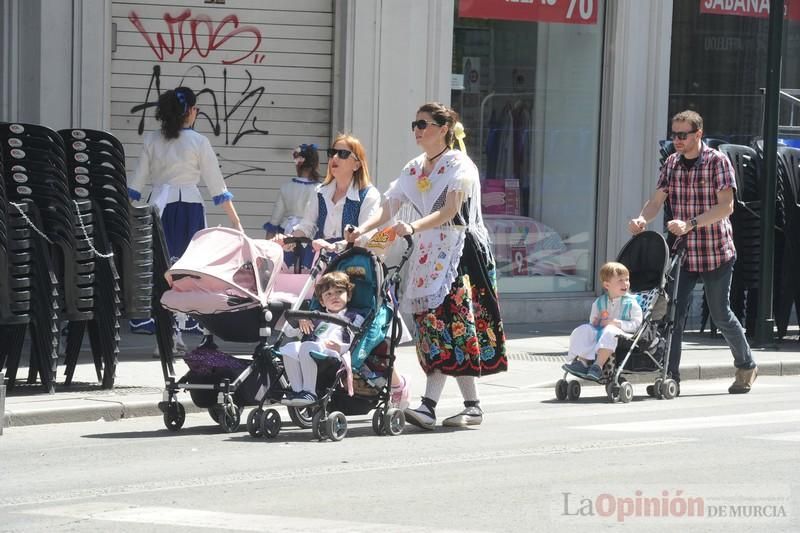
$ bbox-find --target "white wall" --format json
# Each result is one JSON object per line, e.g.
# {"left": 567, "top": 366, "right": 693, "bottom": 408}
{"left": 0, "top": 0, "right": 111, "bottom": 130}
{"left": 601, "top": 0, "right": 673, "bottom": 262}
{"left": 335, "top": 0, "right": 453, "bottom": 191}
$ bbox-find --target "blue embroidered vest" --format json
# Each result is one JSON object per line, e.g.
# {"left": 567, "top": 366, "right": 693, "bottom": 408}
{"left": 594, "top": 293, "right": 639, "bottom": 341}
{"left": 316, "top": 187, "right": 371, "bottom": 239}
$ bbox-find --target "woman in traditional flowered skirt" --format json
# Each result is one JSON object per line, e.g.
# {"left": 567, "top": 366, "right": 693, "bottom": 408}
{"left": 348, "top": 102, "right": 506, "bottom": 429}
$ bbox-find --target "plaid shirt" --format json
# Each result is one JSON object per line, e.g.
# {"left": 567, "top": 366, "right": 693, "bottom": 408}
{"left": 657, "top": 143, "right": 737, "bottom": 272}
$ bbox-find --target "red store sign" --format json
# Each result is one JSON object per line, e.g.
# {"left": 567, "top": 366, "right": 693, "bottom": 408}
{"left": 700, "top": 0, "right": 800, "bottom": 21}
{"left": 458, "top": 0, "right": 598, "bottom": 25}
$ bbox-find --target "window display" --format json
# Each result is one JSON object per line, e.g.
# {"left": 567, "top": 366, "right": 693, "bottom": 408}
{"left": 453, "top": 0, "right": 605, "bottom": 293}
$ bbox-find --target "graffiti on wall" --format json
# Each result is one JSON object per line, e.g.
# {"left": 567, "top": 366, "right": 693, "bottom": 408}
{"left": 130, "top": 64, "right": 270, "bottom": 147}
{"left": 129, "top": 9, "right": 265, "bottom": 65}
{"left": 126, "top": 9, "right": 273, "bottom": 179}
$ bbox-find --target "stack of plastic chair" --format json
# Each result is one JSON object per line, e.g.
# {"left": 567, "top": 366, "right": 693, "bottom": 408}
{"left": 718, "top": 144, "right": 763, "bottom": 334}
{"left": 776, "top": 147, "right": 800, "bottom": 339}
{"left": 0, "top": 123, "right": 66, "bottom": 392}
{"left": 58, "top": 129, "right": 170, "bottom": 387}
{"left": 59, "top": 129, "right": 127, "bottom": 389}
{"left": 0, "top": 148, "right": 35, "bottom": 382}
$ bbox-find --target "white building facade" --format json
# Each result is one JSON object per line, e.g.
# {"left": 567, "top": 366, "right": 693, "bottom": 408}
{"left": 1, "top": 0, "right": 673, "bottom": 324}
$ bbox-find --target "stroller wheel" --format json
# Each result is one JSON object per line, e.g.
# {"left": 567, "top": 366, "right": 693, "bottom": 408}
{"left": 620, "top": 382, "right": 634, "bottom": 403}
{"left": 288, "top": 406, "right": 314, "bottom": 429}
{"left": 220, "top": 404, "right": 241, "bottom": 433}
{"left": 661, "top": 379, "right": 678, "bottom": 400}
{"left": 566, "top": 380, "right": 581, "bottom": 401}
{"left": 247, "top": 408, "right": 264, "bottom": 437}
{"left": 312, "top": 409, "right": 327, "bottom": 441}
{"left": 326, "top": 411, "right": 348, "bottom": 442}
{"left": 555, "top": 379, "right": 568, "bottom": 401}
{"left": 606, "top": 382, "right": 620, "bottom": 403}
{"left": 163, "top": 402, "right": 185, "bottom": 431}
{"left": 384, "top": 408, "right": 405, "bottom": 436}
{"left": 259, "top": 409, "right": 282, "bottom": 439}
{"left": 372, "top": 409, "right": 385, "bottom": 435}
{"left": 649, "top": 378, "right": 664, "bottom": 399}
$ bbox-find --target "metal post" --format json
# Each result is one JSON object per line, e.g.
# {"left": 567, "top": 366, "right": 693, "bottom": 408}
{"left": 0, "top": 372, "right": 6, "bottom": 435}
{"left": 754, "top": 0, "right": 784, "bottom": 346}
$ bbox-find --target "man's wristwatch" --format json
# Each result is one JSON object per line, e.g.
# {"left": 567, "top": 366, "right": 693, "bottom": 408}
{"left": 689, "top": 217, "right": 698, "bottom": 230}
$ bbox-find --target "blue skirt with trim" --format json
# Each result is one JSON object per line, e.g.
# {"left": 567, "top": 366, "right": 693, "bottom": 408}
{"left": 161, "top": 201, "right": 205, "bottom": 262}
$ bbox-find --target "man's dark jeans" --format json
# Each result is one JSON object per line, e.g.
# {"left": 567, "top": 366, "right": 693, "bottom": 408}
{"left": 668, "top": 258, "right": 756, "bottom": 382}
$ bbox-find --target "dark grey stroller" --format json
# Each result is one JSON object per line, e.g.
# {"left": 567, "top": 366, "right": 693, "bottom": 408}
{"left": 555, "top": 231, "right": 686, "bottom": 403}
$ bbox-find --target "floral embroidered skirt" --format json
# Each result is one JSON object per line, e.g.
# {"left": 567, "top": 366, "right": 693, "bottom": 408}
{"left": 413, "top": 234, "right": 507, "bottom": 377}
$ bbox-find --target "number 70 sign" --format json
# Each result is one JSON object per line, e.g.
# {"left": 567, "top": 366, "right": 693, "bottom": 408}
{"left": 458, "top": 0, "right": 598, "bottom": 25}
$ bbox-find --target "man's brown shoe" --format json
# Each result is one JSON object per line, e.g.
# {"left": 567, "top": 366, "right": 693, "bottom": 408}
{"left": 728, "top": 366, "right": 758, "bottom": 394}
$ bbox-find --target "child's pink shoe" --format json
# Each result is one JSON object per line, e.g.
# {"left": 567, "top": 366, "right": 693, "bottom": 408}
{"left": 391, "top": 376, "right": 410, "bottom": 409}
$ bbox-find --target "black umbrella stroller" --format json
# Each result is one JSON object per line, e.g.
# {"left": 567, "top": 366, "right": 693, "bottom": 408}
{"left": 555, "top": 231, "right": 686, "bottom": 403}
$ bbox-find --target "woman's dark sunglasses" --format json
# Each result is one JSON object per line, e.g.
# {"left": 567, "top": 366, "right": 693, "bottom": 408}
{"left": 411, "top": 119, "right": 441, "bottom": 131}
{"left": 326, "top": 148, "right": 358, "bottom": 160}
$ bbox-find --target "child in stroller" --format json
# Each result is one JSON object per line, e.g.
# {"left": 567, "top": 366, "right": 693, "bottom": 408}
{"left": 563, "top": 261, "right": 643, "bottom": 381}
{"left": 280, "top": 271, "right": 366, "bottom": 406}
{"left": 273, "top": 242, "right": 413, "bottom": 441}
{"left": 555, "top": 231, "right": 684, "bottom": 403}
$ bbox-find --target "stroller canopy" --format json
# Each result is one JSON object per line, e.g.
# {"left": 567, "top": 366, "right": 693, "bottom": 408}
{"left": 161, "top": 227, "right": 283, "bottom": 314}
{"left": 616, "top": 231, "right": 670, "bottom": 292}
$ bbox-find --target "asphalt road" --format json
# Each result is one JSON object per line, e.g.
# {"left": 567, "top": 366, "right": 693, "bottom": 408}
{"left": 1, "top": 376, "right": 798, "bottom": 533}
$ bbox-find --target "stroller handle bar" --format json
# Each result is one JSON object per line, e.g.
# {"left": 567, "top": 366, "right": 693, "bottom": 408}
{"left": 283, "top": 309, "right": 363, "bottom": 335}
{"left": 283, "top": 236, "right": 312, "bottom": 247}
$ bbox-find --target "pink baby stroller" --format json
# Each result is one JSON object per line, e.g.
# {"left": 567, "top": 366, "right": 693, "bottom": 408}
{"left": 158, "top": 227, "right": 316, "bottom": 432}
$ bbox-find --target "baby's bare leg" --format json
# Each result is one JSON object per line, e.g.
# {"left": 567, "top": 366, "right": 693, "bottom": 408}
{"left": 595, "top": 348, "right": 612, "bottom": 368}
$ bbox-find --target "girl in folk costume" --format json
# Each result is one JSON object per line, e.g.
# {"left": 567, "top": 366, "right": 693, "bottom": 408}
{"left": 348, "top": 102, "right": 507, "bottom": 429}
{"left": 263, "top": 143, "right": 322, "bottom": 271}
{"left": 273, "top": 134, "right": 381, "bottom": 253}
{"left": 127, "top": 86, "right": 242, "bottom": 353}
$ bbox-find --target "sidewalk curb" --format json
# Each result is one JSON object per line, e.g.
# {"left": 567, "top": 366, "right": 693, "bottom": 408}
{"left": 2, "top": 359, "right": 799, "bottom": 429}
{"left": 4, "top": 399, "right": 203, "bottom": 428}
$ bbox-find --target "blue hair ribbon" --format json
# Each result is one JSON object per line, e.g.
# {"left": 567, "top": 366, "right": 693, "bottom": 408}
{"left": 175, "top": 90, "right": 188, "bottom": 114}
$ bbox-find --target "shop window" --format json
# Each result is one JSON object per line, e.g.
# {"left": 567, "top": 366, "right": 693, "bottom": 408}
{"left": 669, "top": 1, "right": 800, "bottom": 146}
{"left": 453, "top": 0, "right": 605, "bottom": 293}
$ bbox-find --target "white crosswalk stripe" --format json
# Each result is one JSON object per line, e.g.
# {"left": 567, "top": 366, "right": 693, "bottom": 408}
{"left": 748, "top": 431, "right": 800, "bottom": 442}
{"left": 573, "top": 409, "right": 800, "bottom": 433}
{"left": 25, "top": 502, "right": 481, "bottom": 533}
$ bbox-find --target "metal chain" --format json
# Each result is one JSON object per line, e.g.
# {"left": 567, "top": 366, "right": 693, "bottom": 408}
{"left": 9, "top": 202, "right": 54, "bottom": 244}
{"left": 72, "top": 200, "right": 114, "bottom": 259}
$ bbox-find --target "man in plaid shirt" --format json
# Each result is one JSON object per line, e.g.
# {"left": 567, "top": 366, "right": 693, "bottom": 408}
{"left": 629, "top": 110, "right": 758, "bottom": 396}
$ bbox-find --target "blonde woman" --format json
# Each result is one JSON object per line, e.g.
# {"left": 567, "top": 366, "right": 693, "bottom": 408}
{"left": 275, "top": 133, "right": 380, "bottom": 252}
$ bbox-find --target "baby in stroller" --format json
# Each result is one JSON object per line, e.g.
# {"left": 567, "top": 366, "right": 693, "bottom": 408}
{"left": 281, "top": 269, "right": 410, "bottom": 408}
{"left": 281, "top": 271, "right": 365, "bottom": 406}
{"left": 563, "top": 261, "right": 643, "bottom": 381}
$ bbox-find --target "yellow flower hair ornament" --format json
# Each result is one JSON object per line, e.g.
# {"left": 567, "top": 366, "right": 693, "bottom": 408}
{"left": 451, "top": 121, "right": 467, "bottom": 153}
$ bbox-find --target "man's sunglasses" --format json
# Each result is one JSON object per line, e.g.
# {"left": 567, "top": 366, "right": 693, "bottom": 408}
{"left": 670, "top": 130, "right": 698, "bottom": 140}
{"left": 411, "top": 119, "right": 442, "bottom": 131}
{"left": 327, "top": 148, "right": 358, "bottom": 161}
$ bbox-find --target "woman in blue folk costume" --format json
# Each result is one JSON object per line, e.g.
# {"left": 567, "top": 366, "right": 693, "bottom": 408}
{"left": 263, "top": 143, "right": 322, "bottom": 271}
{"left": 274, "top": 133, "right": 381, "bottom": 253}
{"left": 127, "top": 86, "right": 242, "bottom": 354}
